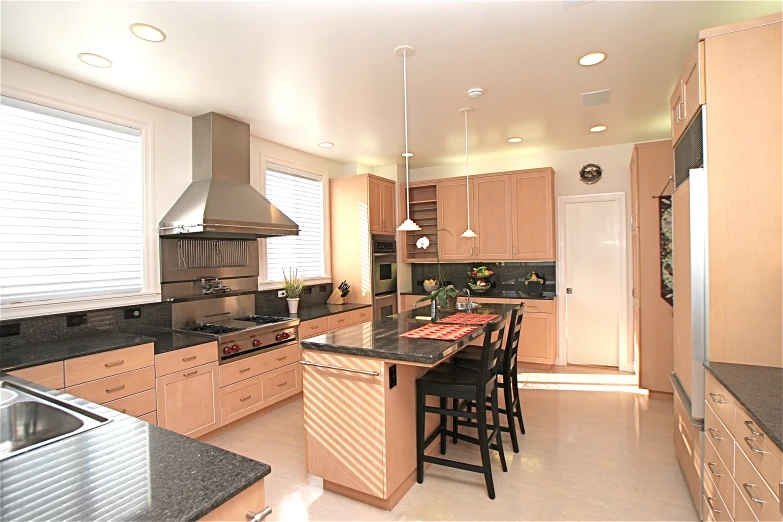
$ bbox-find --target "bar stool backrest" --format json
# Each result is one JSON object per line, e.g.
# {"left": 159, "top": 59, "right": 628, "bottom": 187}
{"left": 502, "top": 304, "right": 525, "bottom": 374}
{"left": 475, "top": 316, "right": 507, "bottom": 391}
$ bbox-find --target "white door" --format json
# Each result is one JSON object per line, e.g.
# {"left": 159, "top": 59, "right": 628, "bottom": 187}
{"left": 562, "top": 197, "right": 624, "bottom": 367}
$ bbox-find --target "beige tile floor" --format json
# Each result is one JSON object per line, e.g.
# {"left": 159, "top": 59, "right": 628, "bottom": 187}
{"left": 207, "top": 390, "right": 698, "bottom": 521}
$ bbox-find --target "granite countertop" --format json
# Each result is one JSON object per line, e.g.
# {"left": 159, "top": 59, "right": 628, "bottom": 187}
{"left": 117, "top": 325, "right": 217, "bottom": 355}
{"left": 401, "top": 288, "right": 556, "bottom": 300}
{"left": 290, "top": 302, "right": 372, "bottom": 322}
{"left": 301, "top": 303, "right": 520, "bottom": 365}
{"left": 704, "top": 361, "right": 782, "bottom": 452}
{"left": 0, "top": 374, "right": 270, "bottom": 521}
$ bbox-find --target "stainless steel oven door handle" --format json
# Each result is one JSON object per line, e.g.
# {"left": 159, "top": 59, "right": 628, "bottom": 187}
{"left": 300, "top": 360, "right": 379, "bottom": 376}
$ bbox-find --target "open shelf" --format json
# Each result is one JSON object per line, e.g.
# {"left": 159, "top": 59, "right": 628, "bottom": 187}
{"left": 401, "top": 182, "right": 440, "bottom": 262}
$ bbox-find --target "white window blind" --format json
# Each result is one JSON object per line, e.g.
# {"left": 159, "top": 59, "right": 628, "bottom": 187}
{"left": 264, "top": 164, "right": 325, "bottom": 281}
{"left": 0, "top": 96, "right": 144, "bottom": 305}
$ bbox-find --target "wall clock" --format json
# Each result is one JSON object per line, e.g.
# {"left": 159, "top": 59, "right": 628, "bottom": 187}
{"left": 579, "top": 163, "right": 602, "bottom": 184}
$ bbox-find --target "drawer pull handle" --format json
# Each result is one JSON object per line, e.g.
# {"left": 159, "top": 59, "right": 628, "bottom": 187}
{"left": 246, "top": 507, "right": 272, "bottom": 522}
{"left": 240, "top": 395, "right": 252, "bottom": 402}
{"left": 744, "top": 420, "right": 763, "bottom": 437}
{"left": 705, "top": 497, "right": 721, "bottom": 514}
{"left": 182, "top": 356, "right": 197, "bottom": 362}
{"left": 239, "top": 367, "right": 252, "bottom": 373}
{"left": 106, "top": 384, "right": 126, "bottom": 393}
{"left": 277, "top": 356, "right": 288, "bottom": 361}
{"left": 277, "top": 381, "right": 288, "bottom": 387}
{"left": 709, "top": 392, "right": 727, "bottom": 404}
{"left": 708, "top": 427, "right": 722, "bottom": 440}
{"left": 707, "top": 462, "right": 722, "bottom": 477}
{"left": 310, "top": 325, "right": 319, "bottom": 330}
{"left": 119, "top": 408, "right": 127, "bottom": 414}
{"left": 300, "top": 360, "right": 379, "bottom": 376}
{"left": 744, "top": 437, "right": 767, "bottom": 454}
{"left": 183, "top": 370, "right": 198, "bottom": 378}
{"left": 104, "top": 360, "right": 124, "bottom": 368}
{"left": 743, "top": 483, "right": 765, "bottom": 504}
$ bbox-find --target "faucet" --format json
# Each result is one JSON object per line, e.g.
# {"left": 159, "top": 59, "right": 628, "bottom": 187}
{"left": 462, "top": 288, "right": 474, "bottom": 313}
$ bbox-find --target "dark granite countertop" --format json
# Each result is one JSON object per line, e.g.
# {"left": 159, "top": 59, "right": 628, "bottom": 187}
{"left": 117, "top": 325, "right": 217, "bottom": 355}
{"left": 301, "top": 303, "right": 519, "bottom": 365}
{"left": 289, "top": 302, "right": 372, "bottom": 322}
{"left": 0, "top": 374, "right": 270, "bottom": 521}
{"left": 704, "top": 361, "right": 782, "bottom": 452}
{"left": 0, "top": 331, "right": 158, "bottom": 372}
{"left": 401, "top": 288, "right": 556, "bottom": 300}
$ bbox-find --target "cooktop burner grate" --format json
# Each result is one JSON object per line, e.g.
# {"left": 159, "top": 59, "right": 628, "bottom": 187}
{"left": 184, "top": 324, "right": 246, "bottom": 335}
{"left": 235, "top": 315, "right": 289, "bottom": 325}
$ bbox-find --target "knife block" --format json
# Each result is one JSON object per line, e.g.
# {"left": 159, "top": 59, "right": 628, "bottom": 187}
{"left": 326, "top": 289, "right": 347, "bottom": 305}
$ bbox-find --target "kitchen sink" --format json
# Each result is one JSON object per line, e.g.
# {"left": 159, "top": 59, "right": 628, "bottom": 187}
{"left": 456, "top": 302, "right": 480, "bottom": 310}
{"left": 0, "top": 379, "right": 110, "bottom": 461}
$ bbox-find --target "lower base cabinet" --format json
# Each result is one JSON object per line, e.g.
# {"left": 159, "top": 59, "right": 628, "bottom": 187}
{"left": 220, "top": 362, "right": 302, "bottom": 426}
{"left": 199, "top": 479, "right": 268, "bottom": 522}
{"left": 157, "top": 361, "right": 221, "bottom": 438}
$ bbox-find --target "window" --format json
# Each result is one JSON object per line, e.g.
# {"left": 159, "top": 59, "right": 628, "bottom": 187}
{"left": 0, "top": 96, "right": 144, "bottom": 305}
{"left": 264, "top": 164, "right": 326, "bottom": 282}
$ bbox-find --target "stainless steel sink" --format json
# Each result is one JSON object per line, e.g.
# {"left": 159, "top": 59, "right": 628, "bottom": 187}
{"left": 0, "top": 379, "right": 110, "bottom": 461}
{"left": 456, "top": 302, "right": 480, "bottom": 310}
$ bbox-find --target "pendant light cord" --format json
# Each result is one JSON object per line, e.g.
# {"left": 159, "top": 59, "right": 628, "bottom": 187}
{"left": 403, "top": 50, "right": 411, "bottom": 222}
{"left": 464, "top": 109, "right": 470, "bottom": 230}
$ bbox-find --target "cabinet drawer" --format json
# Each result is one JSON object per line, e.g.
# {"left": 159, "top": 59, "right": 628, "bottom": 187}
{"left": 65, "top": 343, "right": 154, "bottom": 386}
{"left": 104, "top": 388, "right": 157, "bottom": 417}
{"left": 519, "top": 299, "right": 554, "bottom": 314}
{"left": 263, "top": 363, "right": 299, "bottom": 405}
{"left": 219, "top": 344, "right": 300, "bottom": 387}
{"left": 704, "top": 472, "right": 732, "bottom": 522}
{"left": 138, "top": 411, "right": 157, "bottom": 425}
{"left": 221, "top": 374, "right": 265, "bottom": 425}
{"left": 735, "top": 443, "right": 782, "bottom": 521}
{"left": 735, "top": 482, "right": 760, "bottom": 522}
{"left": 300, "top": 317, "right": 329, "bottom": 339}
{"left": 705, "top": 435, "right": 735, "bottom": 515}
{"left": 350, "top": 307, "right": 372, "bottom": 324}
{"left": 9, "top": 361, "right": 64, "bottom": 390}
{"left": 674, "top": 389, "right": 702, "bottom": 508}
{"left": 706, "top": 403, "right": 735, "bottom": 474}
{"left": 155, "top": 342, "right": 217, "bottom": 377}
{"left": 735, "top": 406, "right": 783, "bottom": 493}
{"left": 706, "top": 372, "right": 736, "bottom": 435}
{"left": 327, "top": 313, "right": 351, "bottom": 330}
{"left": 67, "top": 366, "right": 155, "bottom": 404}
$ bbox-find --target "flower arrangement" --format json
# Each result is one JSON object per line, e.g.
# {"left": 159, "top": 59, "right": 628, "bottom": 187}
{"left": 415, "top": 230, "right": 459, "bottom": 310}
{"left": 282, "top": 268, "right": 305, "bottom": 299}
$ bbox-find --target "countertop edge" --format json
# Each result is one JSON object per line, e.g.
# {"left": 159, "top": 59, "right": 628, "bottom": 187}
{"left": 399, "top": 290, "right": 556, "bottom": 300}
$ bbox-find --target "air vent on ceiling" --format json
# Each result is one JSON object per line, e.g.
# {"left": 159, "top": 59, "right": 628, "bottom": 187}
{"left": 581, "top": 89, "right": 612, "bottom": 107}
{"left": 563, "top": 0, "right": 594, "bottom": 8}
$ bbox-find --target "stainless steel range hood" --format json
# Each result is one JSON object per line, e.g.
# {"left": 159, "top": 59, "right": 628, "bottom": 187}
{"left": 159, "top": 112, "right": 299, "bottom": 238}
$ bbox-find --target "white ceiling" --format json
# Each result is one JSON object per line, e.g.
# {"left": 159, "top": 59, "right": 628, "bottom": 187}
{"left": 1, "top": 1, "right": 780, "bottom": 168}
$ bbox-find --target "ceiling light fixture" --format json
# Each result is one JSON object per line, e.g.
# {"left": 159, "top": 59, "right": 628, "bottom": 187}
{"left": 507, "top": 137, "right": 523, "bottom": 143}
{"left": 589, "top": 125, "right": 608, "bottom": 132}
{"left": 401, "top": 152, "right": 414, "bottom": 157}
{"left": 395, "top": 45, "right": 421, "bottom": 232}
{"left": 468, "top": 88, "right": 484, "bottom": 99}
{"left": 77, "top": 53, "right": 112, "bottom": 68}
{"left": 579, "top": 52, "right": 606, "bottom": 66}
{"left": 459, "top": 107, "right": 477, "bottom": 239}
{"left": 318, "top": 142, "right": 334, "bottom": 148}
{"left": 129, "top": 23, "right": 166, "bottom": 42}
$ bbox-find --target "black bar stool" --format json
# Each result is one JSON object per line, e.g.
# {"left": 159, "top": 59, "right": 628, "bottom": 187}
{"left": 415, "top": 316, "right": 507, "bottom": 499}
{"left": 452, "top": 304, "right": 526, "bottom": 452}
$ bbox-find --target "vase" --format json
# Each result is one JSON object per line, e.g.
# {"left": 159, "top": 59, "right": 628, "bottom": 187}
{"left": 287, "top": 298, "right": 300, "bottom": 314}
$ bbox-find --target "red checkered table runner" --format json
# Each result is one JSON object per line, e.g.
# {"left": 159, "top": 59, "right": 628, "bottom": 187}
{"left": 401, "top": 323, "right": 478, "bottom": 341}
{"left": 437, "top": 312, "right": 499, "bottom": 325}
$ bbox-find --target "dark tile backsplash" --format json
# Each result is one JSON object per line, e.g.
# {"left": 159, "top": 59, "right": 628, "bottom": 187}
{"left": 0, "top": 283, "right": 334, "bottom": 349}
{"left": 410, "top": 262, "right": 556, "bottom": 294}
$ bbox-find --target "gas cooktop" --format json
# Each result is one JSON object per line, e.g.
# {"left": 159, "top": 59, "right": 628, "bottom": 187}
{"left": 182, "top": 324, "right": 247, "bottom": 335}
{"left": 235, "top": 315, "right": 290, "bottom": 325}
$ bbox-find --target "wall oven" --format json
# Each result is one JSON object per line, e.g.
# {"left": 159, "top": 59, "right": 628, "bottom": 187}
{"left": 372, "top": 237, "right": 397, "bottom": 296}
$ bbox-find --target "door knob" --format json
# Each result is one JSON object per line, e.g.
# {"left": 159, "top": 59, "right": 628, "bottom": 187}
{"left": 566, "top": 288, "right": 573, "bottom": 294}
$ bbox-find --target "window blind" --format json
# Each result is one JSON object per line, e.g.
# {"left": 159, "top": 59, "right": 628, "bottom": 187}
{"left": 0, "top": 96, "right": 144, "bottom": 304}
{"left": 264, "top": 165, "right": 325, "bottom": 281}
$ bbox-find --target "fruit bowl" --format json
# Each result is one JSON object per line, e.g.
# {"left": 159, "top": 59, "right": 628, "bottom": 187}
{"left": 423, "top": 282, "right": 439, "bottom": 292}
{"left": 468, "top": 280, "right": 491, "bottom": 293}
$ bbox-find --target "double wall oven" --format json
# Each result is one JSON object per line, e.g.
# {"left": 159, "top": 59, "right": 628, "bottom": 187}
{"left": 372, "top": 236, "right": 397, "bottom": 320}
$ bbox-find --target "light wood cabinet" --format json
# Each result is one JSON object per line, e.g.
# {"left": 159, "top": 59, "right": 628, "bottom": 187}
{"left": 472, "top": 174, "right": 513, "bottom": 260}
{"left": 382, "top": 181, "right": 395, "bottom": 233}
{"left": 9, "top": 361, "right": 64, "bottom": 390}
{"left": 157, "top": 361, "right": 220, "bottom": 438}
{"left": 400, "top": 294, "right": 426, "bottom": 312}
{"left": 670, "top": 42, "right": 704, "bottom": 145}
{"left": 437, "top": 178, "right": 473, "bottom": 260}
{"left": 399, "top": 182, "right": 439, "bottom": 262}
{"left": 67, "top": 366, "right": 155, "bottom": 405}
{"left": 672, "top": 178, "right": 692, "bottom": 395}
{"left": 350, "top": 307, "right": 372, "bottom": 324}
{"left": 517, "top": 312, "right": 557, "bottom": 365}
{"left": 200, "top": 480, "right": 266, "bottom": 522}
{"left": 510, "top": 169, "right": 556, "bottom": 261}
{"left": 154, "top": 342, "right": 217, "bottom": 378}
{"left": 64, "top": 343, "right": 154, "bottom": 387}
{"left": 369, "top": 176, "right": 396, "bottom": 234}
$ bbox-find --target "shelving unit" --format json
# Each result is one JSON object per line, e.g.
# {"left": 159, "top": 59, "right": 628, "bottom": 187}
{"left": 399, "top": 182, "right": 439, "bottom": 262}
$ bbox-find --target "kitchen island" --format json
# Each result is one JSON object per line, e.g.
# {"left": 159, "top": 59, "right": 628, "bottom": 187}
{"left": 300, "top": 303, "right": 520, "bottom": 509}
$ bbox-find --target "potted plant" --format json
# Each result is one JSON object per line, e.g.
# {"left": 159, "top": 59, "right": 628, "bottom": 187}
{"left": 414, "top": 230, "right": 459, "bottom": 320}
{"left": 282, "top": 268, "right": 305, "bottom": 313}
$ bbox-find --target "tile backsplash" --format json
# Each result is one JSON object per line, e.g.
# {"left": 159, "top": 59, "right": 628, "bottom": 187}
{"left": 410, "top": 262, "right": 556, "bottom": 294}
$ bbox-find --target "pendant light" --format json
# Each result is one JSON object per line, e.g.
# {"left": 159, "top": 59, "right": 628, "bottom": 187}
{"left": 395, "top": 45, "right": 421, "bottom": 232}
{"left": 459, "top": 107, "right": 476, "bottom": 238}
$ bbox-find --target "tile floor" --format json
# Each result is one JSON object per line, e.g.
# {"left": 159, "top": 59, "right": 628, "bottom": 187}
{"left": 207, "top": 390, "right": 698, "bottom": 521}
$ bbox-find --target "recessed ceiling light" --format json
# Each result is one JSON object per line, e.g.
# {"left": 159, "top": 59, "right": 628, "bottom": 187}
{"left": 590, "top": 125, "right": 608, "bottom": 132}
{"left": 507, "top": 137, "right": 523, "bottom": 143}
{"left": 130, "top": 23, "right": 166, "bottom": 42}
{"left": 402, "top": 152, "right": 414, "bottom": 157}
{"left": 468, "top": 88, "right": 484, "bottom": 99}
{"left": 579, "top": 52, "right": 606, "bottom": 66}
{"left": 77, "top": 53, "right": 112, "bottom": 68}
{"left": 318, "top": 142, "right": 334, "bottom": 148}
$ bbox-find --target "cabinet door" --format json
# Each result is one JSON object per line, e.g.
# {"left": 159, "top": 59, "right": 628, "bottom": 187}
{"left": 368, "top": 178, "right": 383, "bottom": 233}
{"left": 511, "top": 170, "right": 555, "bottom": 261}
{"left": 381, "top": 181, "right": 395, "bottom": 232}
{"left": 672, "top": 179, "right": 692, "bottom": 399}
{"left": 472, "top": 175, "right": 513, "bottom": 260}
{"left": 517, "top": 312, "right": 556, "bottom": 365}
{"left": 157, "top": 361, "right": 220, "bottom": 438}
{"left": 437, "top": 178, "right": 473, "bottom": 260}
{"left": 682, "top": 42, "right": 703, "bottom": 129}
{"left": 670, "top": 80, "right": 686, "bottom": 144}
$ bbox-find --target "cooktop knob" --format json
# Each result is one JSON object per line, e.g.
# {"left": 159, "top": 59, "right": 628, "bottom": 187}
{"left": 223, "top": 346, "right": 232, "bottom": 355}
{"left": 231, "top": 344, "right": 240, "bottom": 353}
{"left": 252, "top": 339, "right": 262, "bottom": 348}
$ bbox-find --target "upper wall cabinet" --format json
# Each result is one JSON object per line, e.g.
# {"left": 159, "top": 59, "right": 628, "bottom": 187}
{"left": 369, "top": 176, "right": 396, "bottom": 235}
{"left": 670, "top": 41, "right": 705, "bottom": 145}
{"left": 510, "top": 169, "right": 556, "bottom": 261}
{"left": 437, "top": 178, "right": 474, "bottom": 260}
{"left": 472, "top": 174, "right": 513, "bottom": 260}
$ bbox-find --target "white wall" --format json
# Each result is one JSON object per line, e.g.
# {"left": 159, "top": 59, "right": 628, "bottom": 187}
{"left": 409, "top": 142, "right": 637, "bottom": 367}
